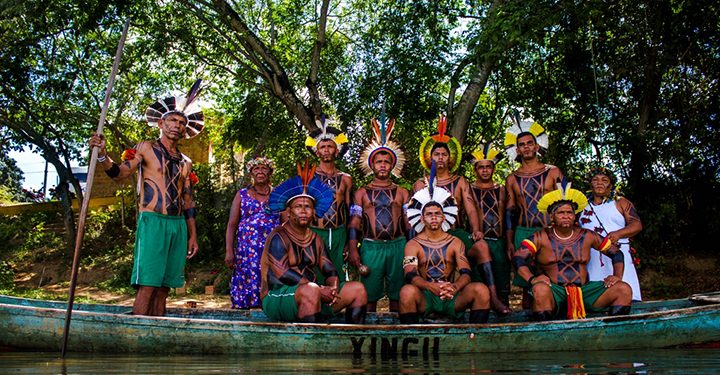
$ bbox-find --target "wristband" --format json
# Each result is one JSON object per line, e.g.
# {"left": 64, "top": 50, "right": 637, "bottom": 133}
{"left": 527, "top": 275, "right": 536, "bottom": 285}
{"left": 97, "top": 154, "right": 107, "bottom": 163}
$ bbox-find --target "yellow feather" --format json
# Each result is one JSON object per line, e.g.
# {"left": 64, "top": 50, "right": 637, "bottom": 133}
{"left": 504, "top": 133, "right": 516, "bottom": 146}
{"left": 305, "top": 137, "right": 317, "bottom": 148}
{"left": 529, "top": 121, "right": 545, "bottom": 136}
{"left": 487, "top": 149, "right": 500, "bottom": 160}
{"left": 335, "top": 133, "right": 349, "bottom": 145}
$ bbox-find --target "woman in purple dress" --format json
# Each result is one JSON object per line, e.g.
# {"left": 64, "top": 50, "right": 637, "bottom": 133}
{"left": 224, "top": 157, "right": 279, "bottom": 309}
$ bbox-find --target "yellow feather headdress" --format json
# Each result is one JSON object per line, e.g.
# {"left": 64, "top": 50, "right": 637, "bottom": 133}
{"left": 503, "top": 109, "right": 548, "bottom": 163}
{"left": 470, "top": 143, "right": 503, "bottom": 165}
{"left": 537, "top": 179, "right": 588, "bottom": 214}
{"left": 419, "top": 114, "right": 463, "bottom": 173}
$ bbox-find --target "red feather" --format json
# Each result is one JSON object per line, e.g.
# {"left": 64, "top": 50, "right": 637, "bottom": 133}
{"left": 437, "top": 115, "right": 447, "bottom": 137}
{"left": 386, "top": 118, "right": 395, "bottom": 138}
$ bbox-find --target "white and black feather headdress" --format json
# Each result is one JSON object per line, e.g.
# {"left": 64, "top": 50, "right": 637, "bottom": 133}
{"left": 145, "top": 79, "right": 205, "bottom": 139}
{"left": 406, "top": 161, "right": 459, "bottom": 232}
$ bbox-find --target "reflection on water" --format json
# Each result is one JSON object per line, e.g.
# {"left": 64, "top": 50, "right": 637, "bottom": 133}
{"left": 1, "top": 348, "right": 719, "bottom": 374}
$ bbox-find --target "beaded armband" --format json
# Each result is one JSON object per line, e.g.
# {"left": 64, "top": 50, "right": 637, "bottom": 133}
{"left": 350, "top": 204, "right": 363, "bottom": 218}
{"left": 403, "top": 256, "right": 418, "bottom": 267}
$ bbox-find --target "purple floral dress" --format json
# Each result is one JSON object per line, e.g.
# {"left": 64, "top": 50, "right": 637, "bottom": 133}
{"left": 230, "top": 188, "right": 279, "bottom": 309}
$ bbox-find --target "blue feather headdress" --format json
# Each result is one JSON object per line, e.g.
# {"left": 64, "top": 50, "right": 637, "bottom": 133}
{"left": 268, "top": 160, "right": 334, "bottom": 217}
{"left": 406, "top": 161, "right": 459, "bottom": 232}
{"left": 145, "top": 79, "right": 205, "bottom": 139}
{"left": 358, "top": 109, "right": 405, "bottom": 177}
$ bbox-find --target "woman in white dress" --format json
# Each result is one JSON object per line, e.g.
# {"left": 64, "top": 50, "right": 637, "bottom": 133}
{"left": 579, "top": 167, "right": 643, "bottom": 301}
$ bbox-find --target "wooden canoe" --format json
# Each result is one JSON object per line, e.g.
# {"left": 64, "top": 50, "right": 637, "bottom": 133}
{"left": 1, "top": 293, "right": 719, "bottom": 355}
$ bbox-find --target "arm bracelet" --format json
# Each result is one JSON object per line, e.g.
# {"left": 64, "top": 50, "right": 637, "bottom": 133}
{"left": 610, "top": 250, "right": 624, "bottom": 265}
{"left": 183, "top": 207, "right": 197, "bottom": 220}
{"left": 404, "top": 270, "right": 418, "bottom": 284}
{"left": 104, "top": 162, "right": 120, "bottom": 178}
{"left": 348, "top": 227, "right": 360, "bottom": 241}
{"left": 505, "top": 208, "right": 517, "bottom": 231}
{"left": 349, "top": 204, "right": 363, "bottom": 218}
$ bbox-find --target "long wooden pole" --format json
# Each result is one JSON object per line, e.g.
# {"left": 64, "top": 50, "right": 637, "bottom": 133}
{"left": 61, "top": 19, "right": 130, "bottom": 357}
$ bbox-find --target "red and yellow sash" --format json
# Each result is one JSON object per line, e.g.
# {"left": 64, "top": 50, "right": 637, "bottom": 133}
{"left": 566, "top": 285, "right": 586, "bottom": 319}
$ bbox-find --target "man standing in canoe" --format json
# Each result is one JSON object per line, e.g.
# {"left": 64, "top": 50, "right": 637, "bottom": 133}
{"left": 260, "top": 161, "right": 368, "bottom": 323}
{"left": 88, "top": 80, "right": 204, "bottom": 316}
{"left": 304, "top": 116, "right": 353, "bottom": 282}
{"left": 347, "top": 113, "right": 409, "bottom": 312}
{"left": 399, "top": 162, "right": 491, "bottom": 324}
{"left": 468, "top": 143, "right": 511, "bottom": 307}
{"left": 512, "top": 180, "right": 632, "bottom": 320}
{"left": 503, "top": 114, "right": 563, "bottom": 307}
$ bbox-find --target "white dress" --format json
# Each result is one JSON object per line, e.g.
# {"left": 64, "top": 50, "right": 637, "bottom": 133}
{"left": 579, "top": 199, "right": 642, "bottom": 301}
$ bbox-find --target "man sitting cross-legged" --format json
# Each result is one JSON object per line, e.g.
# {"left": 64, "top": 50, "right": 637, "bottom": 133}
{"left": 399, "top": 165, "right": 491, "bottom": 324}
{"left": 260, "top": 161, "right": 367, "bottom": 323}
{"left": 513, "top": 180, "right": 632, "bottom": 321}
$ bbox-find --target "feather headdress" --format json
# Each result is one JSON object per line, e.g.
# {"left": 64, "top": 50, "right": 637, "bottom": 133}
{"left": 419, "top": 114, "right": 463, "bottom": 173}
{"left": 268, "top": 159, "right": 334, "bottom": 217}
{"left": 470, "top": 143, "right": 503, "bottom": 166}
{"left": 358, "top": 110, "right": 405, "bottom": 177}
{"left": 502, "top": 109, "right": 548, "bottom": 163}
{"left": 304, "top": 115, "right": 349, "bottom": 156}
{"left": 586, "top": 165, "right": 617, "bottom": 185}
{"left": 245, "top": 156, "right": 275, "bottom": 173}
{"left": 537, "top": 178, "right": 588, "bottom": 214}
{"left": 406, "top": 161, "right": 459, "bottom": 233}
{"left": 145, "top": 79, "right": 205, "bottom": 139}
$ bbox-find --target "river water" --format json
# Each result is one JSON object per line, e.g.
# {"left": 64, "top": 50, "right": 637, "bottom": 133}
{"left": 1, "top": 348, "right": 719, "bottom": 374}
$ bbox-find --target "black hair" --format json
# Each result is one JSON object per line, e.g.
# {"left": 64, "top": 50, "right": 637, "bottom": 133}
{"left": 430, "top": 142, "right": 450, "bottom": 154}
{"left": 515, "top": 131, "right": 536, "bottom": 145}
{"left": 422, "top": 201, "right": 443, "bottom": 214}
{"left": 548, "top": 200, "right": 578, "bottom": 214}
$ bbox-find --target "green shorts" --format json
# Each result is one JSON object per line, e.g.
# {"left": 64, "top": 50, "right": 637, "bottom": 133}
{"left": 487, "top": 238, "right": 510, "bottom": 296}
{"left": 447, "top": 228, "right": 473, "bottom": 252}
{"left": 512, "top": 226, "right": 540, "bottom": 288}
{"left": 543, "top": 281, "right": 606, "bottom": 315}
{"left": 262, "top": 283, "right": 344, "bottom": 321}
{"left": 422, "top": 290, "right": 463, "bottom": 319}
{"left": 130, "top": 211, "right": 187, "bottom": 288}
{"left": 312, "top": 225, "right": 347, "bottom": 283}
{"left": 360, "top": 237, "right": 405, "bottom": 302}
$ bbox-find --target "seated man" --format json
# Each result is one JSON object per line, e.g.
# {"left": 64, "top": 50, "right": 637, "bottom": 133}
{"left": 512, "top": 180, "right": 632, "bottom": 321}
{"left": 260, "top": 161, "right": 367, "bottom": 323}
{"left": 399, "top": 164, "right": 491, "bottom": 324}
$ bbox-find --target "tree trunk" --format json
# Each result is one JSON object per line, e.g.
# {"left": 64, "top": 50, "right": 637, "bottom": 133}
{"left": 56, "top": 178, "right": 77, "bottom": 259}
{"left": 449, "top": 60, "right": 495, "bottom": 146}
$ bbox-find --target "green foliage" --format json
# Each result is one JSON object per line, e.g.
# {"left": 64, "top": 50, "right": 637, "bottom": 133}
{"left": 0, "top": 261, "right": 14, "bottom": 290}
{"left": 190, "top": 163, "right": 235, "bottom": 268}
{"left": 0, "top": 150, "right": 24, "bottom": 202}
